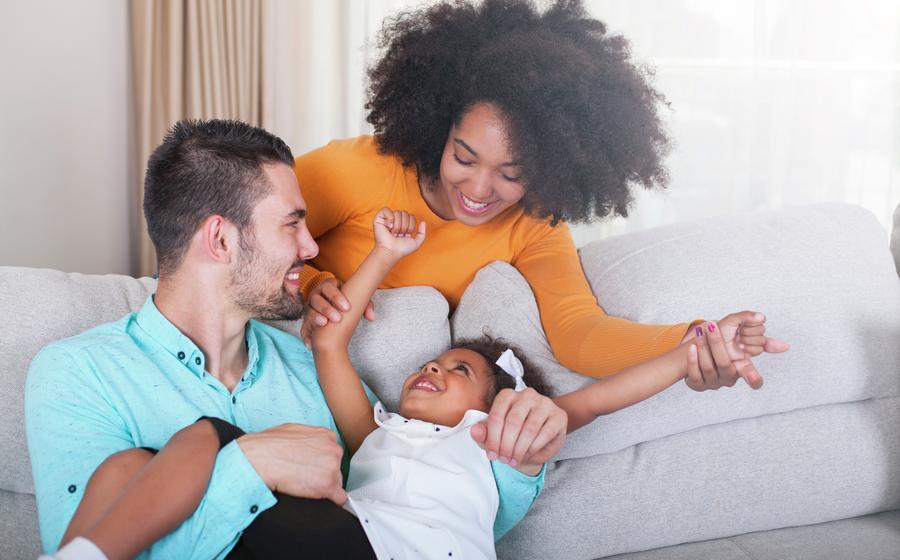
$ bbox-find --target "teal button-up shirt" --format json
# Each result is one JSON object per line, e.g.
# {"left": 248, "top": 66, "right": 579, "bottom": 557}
{"left": 25, "top": 297, "right": 544, "bottom": 558}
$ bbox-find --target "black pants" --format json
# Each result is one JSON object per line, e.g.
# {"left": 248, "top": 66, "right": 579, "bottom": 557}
{"left": 196, "top": 417, "right": 376, "bottom": 560}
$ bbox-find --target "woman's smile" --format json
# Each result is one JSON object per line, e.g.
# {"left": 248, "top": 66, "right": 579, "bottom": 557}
{"left": 455, "top": 190, "right": 497, "bottom": 216}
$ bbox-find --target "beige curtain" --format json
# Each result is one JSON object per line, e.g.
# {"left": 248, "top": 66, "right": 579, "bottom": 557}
{"left": 131, "top": 0, "right": 264, "bottom": 277}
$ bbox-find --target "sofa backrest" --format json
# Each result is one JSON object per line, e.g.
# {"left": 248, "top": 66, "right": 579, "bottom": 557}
{"left": 892, "top": 201, "right": 900, "bottom": 276}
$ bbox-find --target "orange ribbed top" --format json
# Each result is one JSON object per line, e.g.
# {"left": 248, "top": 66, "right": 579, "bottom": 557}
{"left": 294, "top": 136, "right": 691, "bottom": 378}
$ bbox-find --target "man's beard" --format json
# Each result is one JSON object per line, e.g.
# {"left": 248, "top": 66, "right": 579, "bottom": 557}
{"left": 230, "top": 231, "right": 305, "bottom": 321}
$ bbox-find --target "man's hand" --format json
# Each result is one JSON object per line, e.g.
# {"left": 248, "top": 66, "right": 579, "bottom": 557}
{"left": 300, "top": 278, "right": 376, "bottom": 349}
{"left": 237, "top": 424, "right": 347, "bottom": 505}
{"left": 470, "top": 388, "right": 567, "bottom": 475}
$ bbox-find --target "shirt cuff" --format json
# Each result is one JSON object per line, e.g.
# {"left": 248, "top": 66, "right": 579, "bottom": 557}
{"left": 495, "top": 461, "right": 546, "bottom": 495}
{"left": 299, "top": 266, "right": 336, "bottom": 298}
{"left": 43, "top": 537, "right": 108, "bottom": 560}
{"left": 204, "top": 440, "right": 277, "bottom": 532}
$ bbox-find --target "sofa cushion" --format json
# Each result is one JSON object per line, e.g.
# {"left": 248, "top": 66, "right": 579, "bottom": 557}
{"left": 267, "top": 285, "right": 450, "bottom": 411}
{"left": 497, "top": 397, "right": 900, "bottom": 559}
{"left": 892, "top": 201, "right": 900, "bottom": 276}
{"left": 452, "top": 203, "right": 900, "bottom": 460}
{"left": 605, "top": 509, "right": 900, "bottom": 560}
{"left": 0, "top": 266, "right": 449, "bottom": 498}
{"left": 0, "top": 489, "right": 41, "bottom": 560}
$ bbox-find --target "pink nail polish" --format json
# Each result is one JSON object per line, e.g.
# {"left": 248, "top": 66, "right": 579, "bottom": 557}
{"left": 708, "top": 323, "right": 716, "bottom": 333}
{"left": 695, "top": 326, "right": 704, "bottom": 337}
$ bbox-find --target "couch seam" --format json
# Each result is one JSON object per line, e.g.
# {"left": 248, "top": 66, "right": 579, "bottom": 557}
{"left": 726, "top": 536, "right": 760, "bottom": 560}
{"left": 556, "top": 394, "right": 900, "bottom": 462}
{"left": 581, "top": 230, "right": 704, "bottom": 283}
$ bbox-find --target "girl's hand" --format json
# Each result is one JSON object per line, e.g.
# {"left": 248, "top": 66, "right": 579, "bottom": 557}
{"left": 373, "top": 208, "right": 426, "bottom": 258}
{"left": 300, "top": 278, "right": 375, "bottom": 349}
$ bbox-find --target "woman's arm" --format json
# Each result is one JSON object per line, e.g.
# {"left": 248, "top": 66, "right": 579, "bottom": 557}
{"left": 512, "top": 221, "right": 784, "bottom": 390}
{"left": 312, "top": 209, "right": 426, "bottom": 455}
{"left": 512, "top": 221, "right": 695, "bottom": 378}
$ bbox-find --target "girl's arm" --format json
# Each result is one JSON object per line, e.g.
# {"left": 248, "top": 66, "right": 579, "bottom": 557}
{"left": 311, "top": 208, "right": 425, "bottom": 455}
{"left": 554, "top": 336, "right": 703, "bottom": 433}
{"left": 58, "top": 420, "right": 221, "bottom": 560}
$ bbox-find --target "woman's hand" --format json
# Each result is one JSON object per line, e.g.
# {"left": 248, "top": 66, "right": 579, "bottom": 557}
{"left": 682, "top": 311, "right": 790, "bottom": 391}
{"left": 300, "top": 278, "right": 375, "bottom": 349}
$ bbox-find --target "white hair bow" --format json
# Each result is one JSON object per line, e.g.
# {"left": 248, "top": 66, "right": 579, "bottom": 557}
{"left": 496, "top": 349, "right": 527, "bottom": 392}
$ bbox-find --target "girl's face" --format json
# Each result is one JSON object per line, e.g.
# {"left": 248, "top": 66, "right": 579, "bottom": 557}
{"left": 423, "top": 103, "right": 526, "bottom": 226}
{"left": 398, "top": 348, "right": 494, "bottom": 426}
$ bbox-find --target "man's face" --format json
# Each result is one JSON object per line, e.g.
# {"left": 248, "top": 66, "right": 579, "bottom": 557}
{"left": 229, "top": 163, "right": 318, "bottom": 320}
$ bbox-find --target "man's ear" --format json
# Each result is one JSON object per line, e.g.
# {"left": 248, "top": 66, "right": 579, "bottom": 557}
{"left": 198, "top": 215, "right": 237, "bottom": 264}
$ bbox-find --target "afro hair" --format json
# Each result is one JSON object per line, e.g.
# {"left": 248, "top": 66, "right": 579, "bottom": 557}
{"left": 366, "top": 0, "right": 671, "bottom": 225}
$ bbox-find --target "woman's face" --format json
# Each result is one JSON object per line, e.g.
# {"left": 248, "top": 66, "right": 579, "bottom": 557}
{"left": 426, "top": 103, "right": 526, "bottom": 226}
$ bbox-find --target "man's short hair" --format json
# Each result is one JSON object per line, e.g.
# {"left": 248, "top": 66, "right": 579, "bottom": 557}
{"left": 143, "top": 119, "right": 294, "bottom": 275}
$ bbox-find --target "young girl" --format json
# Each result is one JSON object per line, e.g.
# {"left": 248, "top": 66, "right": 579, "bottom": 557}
{"left": 48, "top": 208, "right": 755, "bottom": 560}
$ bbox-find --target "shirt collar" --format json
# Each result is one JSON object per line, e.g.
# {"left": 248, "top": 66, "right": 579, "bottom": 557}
{"left": 373, "top": 401, "right": 489, "bottom": 438}
{"left": 135, "top": 296, "right": 260, "bottom": 381}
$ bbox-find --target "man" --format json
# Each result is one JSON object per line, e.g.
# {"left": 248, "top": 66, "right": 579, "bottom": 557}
{"left": 26, "top": 120, "right": 567, "bottom": 559}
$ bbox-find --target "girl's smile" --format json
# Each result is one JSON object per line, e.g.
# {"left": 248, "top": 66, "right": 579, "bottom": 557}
{"left": 399, "top": 348, "right": 493, "bottom": 426}
{"left": 409, "top": 374, "right": 442, "bottom": 392}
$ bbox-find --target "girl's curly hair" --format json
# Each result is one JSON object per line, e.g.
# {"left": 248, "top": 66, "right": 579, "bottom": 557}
{"left": 453, "top": 335, "right": 552, "bottom": 402}
{"left": 366, "top": 0, "right": 671, "bottom": 225}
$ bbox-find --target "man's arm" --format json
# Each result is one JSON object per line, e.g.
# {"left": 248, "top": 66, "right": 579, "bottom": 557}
{"left": 25, "top": 345, "right": 275, "bottom": 559}
{"left": 491, "top": 461, "right": 546, "bottom": 541}
{"left": 468, "top": 389, "right": 564, "bottom": 540}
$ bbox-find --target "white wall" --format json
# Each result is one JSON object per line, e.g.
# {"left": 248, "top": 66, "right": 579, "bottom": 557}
{"left": 0, "top": 0, "right": 133, "bottom": 275}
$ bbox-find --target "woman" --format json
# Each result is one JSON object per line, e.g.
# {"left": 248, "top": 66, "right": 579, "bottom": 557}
{"left": 295, "top": 0, "right": 787, "bottom": 389}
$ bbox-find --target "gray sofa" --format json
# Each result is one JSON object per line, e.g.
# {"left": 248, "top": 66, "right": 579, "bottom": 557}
{"left": 2, "top": 202, "right": 899, "bottom": 559}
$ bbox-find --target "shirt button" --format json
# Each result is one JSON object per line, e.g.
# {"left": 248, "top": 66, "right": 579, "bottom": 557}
{"left": 232, "top": 396, "right": 237, "bottom": 404}
{"left": 67, "top": 484, "right": 77, "bottom": 493}
{"left": 177, "top": 351, "right": 185, "bottom": 360}
{"left": 195, "top": 357, "right": 202, "bottom": 366}
{"left": 250, "top": 505, "right": 258, "bottom": 514}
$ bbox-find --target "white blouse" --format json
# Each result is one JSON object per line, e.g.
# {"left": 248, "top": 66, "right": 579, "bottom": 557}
{"left": 345, "top": 402, "right": 498, "bottom": 560}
